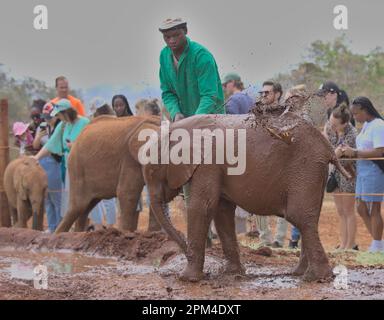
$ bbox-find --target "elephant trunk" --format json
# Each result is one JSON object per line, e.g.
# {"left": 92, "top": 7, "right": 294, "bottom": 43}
{"left": 150, "top": 197, "right": 188, "bottom": 254}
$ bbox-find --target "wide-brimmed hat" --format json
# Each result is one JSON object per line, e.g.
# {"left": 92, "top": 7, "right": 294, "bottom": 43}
{"left": 12, "top": 122, "right": 29, "bottom": 136}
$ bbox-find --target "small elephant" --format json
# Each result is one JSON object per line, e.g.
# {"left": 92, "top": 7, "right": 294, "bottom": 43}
{"left": 143, "top": 113, "right": 351, "bottom": 282}
{"left": 4, "top": 156, "right": 47, "bottom": 230}
{"left": 55, "top": 115, "right": 163, "bottom": 233}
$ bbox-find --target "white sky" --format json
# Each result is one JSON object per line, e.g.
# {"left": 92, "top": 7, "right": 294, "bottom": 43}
{"left": 1, "top": 0, "right": 384, "bottom": 91}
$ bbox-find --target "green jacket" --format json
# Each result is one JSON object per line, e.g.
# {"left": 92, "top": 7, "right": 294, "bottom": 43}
{"left": 159, "top": 37, "right": 225, "bottom": 120}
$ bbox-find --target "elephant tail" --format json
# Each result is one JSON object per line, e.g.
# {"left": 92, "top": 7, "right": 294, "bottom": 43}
{"left": 330, "top": 155, "right": 352, "bottom": 180}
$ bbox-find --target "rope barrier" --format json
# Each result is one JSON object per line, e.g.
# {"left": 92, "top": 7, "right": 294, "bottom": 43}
{"left": 0, "top": 146, "right": 23, "bottom": 151}
{"left": 0, "top": 188, "right": 67, "bottom": 193}
{"left": 338, "top": 157, "right": 384, "bottom": 161}
{"left": 332, "top": 193, "right": 384, "bottom": 197}
{"left": 1, "top": 189, "right": 382, "bottom": 196}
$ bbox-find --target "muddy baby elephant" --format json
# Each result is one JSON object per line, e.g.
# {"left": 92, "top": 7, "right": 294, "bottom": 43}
{"left": 55, "top": 115, "right": 163, "bottom": 233}
{"left": 4, "top": 157, "right": 47, "bottom": 230}
{"left": 143, "top": 113, "right": 351, "bottom": 282}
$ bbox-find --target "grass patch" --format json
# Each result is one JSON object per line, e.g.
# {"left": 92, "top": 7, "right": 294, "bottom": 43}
{"left": 355, "top": 252, "right": 384, "bottom": 266}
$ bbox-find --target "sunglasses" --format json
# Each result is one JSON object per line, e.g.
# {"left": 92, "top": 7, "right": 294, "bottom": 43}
{"left": 259, "top": 90, "right": 273, "bottom": 97}
{"left": 31, "top": 114, "right": 41, "bottom": 119}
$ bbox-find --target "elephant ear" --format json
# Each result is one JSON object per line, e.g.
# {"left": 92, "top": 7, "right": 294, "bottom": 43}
{"left": 166, "top": 162, "right": 199, "bottom": 190}
{"left": 166, "top": 116, "right": 218, "bottom": 189}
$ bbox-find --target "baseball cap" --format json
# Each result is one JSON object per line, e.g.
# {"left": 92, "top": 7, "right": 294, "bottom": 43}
{"left": 50, "top": 99, "right": 72, "bottom": 117}
{"left": 316, "top": 81, "right": 340, "bottom": 96}
{"left": 42, "top": 102, "right": 54, "bottom": 120}
{"left": 222, "top": 73, "right": 241, "bottom": 84}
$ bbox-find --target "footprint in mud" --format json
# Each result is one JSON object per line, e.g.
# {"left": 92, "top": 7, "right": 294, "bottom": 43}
{"left": 114, "top": 263, "right": 156, "bottom": 276}
{"left": 334, "top": 269, "right": 384, "bottom": 299}
{"left": 242, "top": 265, "right": 300, "bottom": 289}
{"left": 158, "top": 254, "right": 225, "bottom": 278}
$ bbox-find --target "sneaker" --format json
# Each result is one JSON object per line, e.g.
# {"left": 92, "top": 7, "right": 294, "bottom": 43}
{"left": 271, "top": 241, "right": 283, "bottom": 248}
{"left": 352, "top": 244, "right": 359, "bottom": 251}
{"left": 259, "top": 241, "right": 273, "bottom": 247}
{"left": 368, "top": 240, "right": 384, "bottom": 253}
{"left": 288, "top": 240, "right": 299, "bottom": 249}
{"left": 86, "top": 225, "right": 95, "bottom": 232}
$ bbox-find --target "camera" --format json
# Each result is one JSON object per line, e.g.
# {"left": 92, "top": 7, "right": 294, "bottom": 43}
{"left": 39, "top": 122, "right": 47, "bottom": 130}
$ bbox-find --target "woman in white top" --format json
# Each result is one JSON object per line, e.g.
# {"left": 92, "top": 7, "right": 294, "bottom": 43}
{"left": 342, "top": 97, "right": 384, "bottom": 252}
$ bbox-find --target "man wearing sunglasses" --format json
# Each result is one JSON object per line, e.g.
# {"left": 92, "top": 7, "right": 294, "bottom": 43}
{"left": 254, "top": 80, "right": 290, "bottom": 248}
{"left": 259, "top": 80, "right": 283, "bottom": 105}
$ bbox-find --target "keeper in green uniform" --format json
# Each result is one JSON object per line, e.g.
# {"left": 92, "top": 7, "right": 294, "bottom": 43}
{"left": 159, "top": 18, "right": 225, "bottom": 121}
{"left": 158, "top": 18, "right": 225, "bottom": 245}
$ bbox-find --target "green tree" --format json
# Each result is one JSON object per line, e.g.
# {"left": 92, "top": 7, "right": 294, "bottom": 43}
{"left": 275, "top": 36, "right": 384, "bottom": 114}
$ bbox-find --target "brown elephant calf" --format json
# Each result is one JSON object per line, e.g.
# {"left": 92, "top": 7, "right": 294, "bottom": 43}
{"left": 143, "top": 113, "right": 353, "bottom": 282}
{"left": 4, "top": 156, "right": 47, "bottom": 230}
{"left": 55, "top": 115, "right": 162, "bottom": 233}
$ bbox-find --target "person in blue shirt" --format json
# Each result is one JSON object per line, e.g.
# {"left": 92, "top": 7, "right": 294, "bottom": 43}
{"left": 33, "top": 99, "right": 90, "bottom": 219}
{"left": 222, "top": 73, "right": 254, "bottom": 115}
{"left": 222, "top": 73, "right": 254, "bottom": 235}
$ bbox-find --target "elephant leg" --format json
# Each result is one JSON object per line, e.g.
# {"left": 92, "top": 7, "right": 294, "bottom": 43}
{"left": 148, "top": 208, "right": 162, "bottom": 232}
{"left": 214, "top": 198, "right": 245, "bottom": 275}
{"left": 55, "top": 197, "right": 96, "bottom": 233}
{"left": 9, "top": 206, "right": 18, "bottom": 226}
{"left": 15, "top": 199, "right": 30, "bottom": 228}
{"left": 300, "top": 222, "right": 332, "bottom": 281}
{"left": 287, "top": 205, "right": 331, "bottom": 281}
{"left": 34, "top": 206, "right": 45, "bottom": 231}
{"left": 285, "top": 214, "right": 308, "bottom": 276}
{"left": 74, "top": 199, "right": 99, "bottom": 232}
{"left": 117, "top": 166, "right": 144, "bottom": 231}
{"left": 180, "top": 169, "right": 220, "bottom": 282}
{"left": 118, "top": 192, "right": 142, "bottom": 231}
{"left": 291, "top": 238, "right": 308, "bottom": 276}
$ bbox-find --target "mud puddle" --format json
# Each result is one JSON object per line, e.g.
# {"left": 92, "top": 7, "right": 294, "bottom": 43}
{"left": 0, "top": 249, "right": 118, "bottom": 279}
{"left": 0, "top": 250, "right": 383, "bottom": 300}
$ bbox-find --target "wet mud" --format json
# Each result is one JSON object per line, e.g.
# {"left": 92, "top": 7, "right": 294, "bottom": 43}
{"left": 0, "top": 227, "right": 383, "bottom": 300}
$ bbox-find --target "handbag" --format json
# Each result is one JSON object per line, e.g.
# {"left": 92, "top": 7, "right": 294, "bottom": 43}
{"left": 326, "top": 171, "right": 338, "bottom": 193}
{"left": 372, "top": 160, "right": 384, "bottom": 174}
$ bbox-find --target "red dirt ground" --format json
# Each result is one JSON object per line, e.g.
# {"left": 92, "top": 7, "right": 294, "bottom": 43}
{"left": 0, "top": 194, "right": 383, "bottom": 300}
